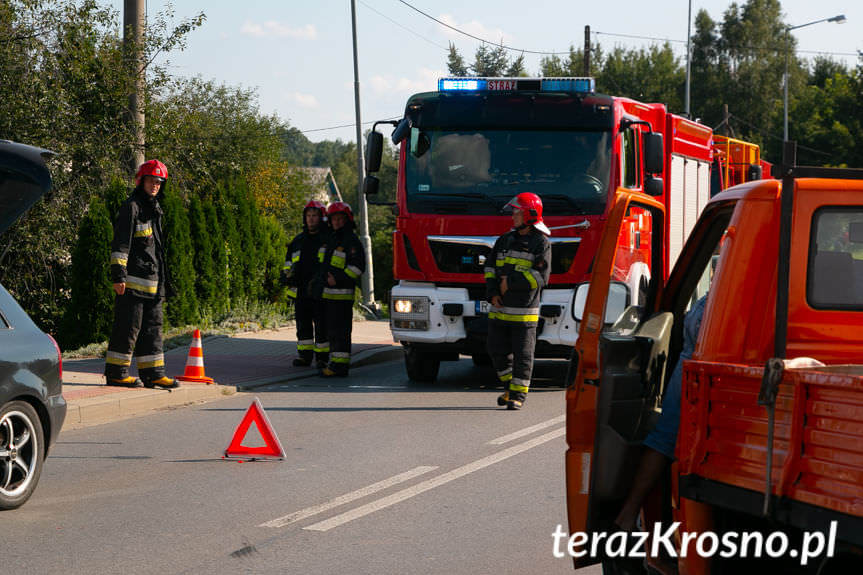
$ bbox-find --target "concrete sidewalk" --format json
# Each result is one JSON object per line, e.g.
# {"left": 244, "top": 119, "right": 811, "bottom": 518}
{"left": 61, "top": 320, "right": 400, "bottom": 430}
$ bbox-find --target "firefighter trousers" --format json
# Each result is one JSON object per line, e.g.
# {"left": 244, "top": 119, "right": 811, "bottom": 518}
{"left": 105, "top": 293, "right": 166, "bottom": 382}
{"left": 324, "top": 300, "right": 353, "bottom": 375}
{"left": 295, "top": 294, "right": 328, "bottom": 364}
{"left": 487, "top": 318, "right": 537, "bottom": 395}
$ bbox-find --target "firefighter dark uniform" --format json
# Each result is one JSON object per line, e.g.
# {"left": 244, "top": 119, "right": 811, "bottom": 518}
{"left": 104, "top": 159, "right": 178, "bottom": 389}
{"left": 283, "top": 200, "right": 329, "bottom": 368}
{"left": 486, "top": 193, "right": 551, "bottom": 410}
{"left": 316, "top": 202, "right": 365, "bottom": 377}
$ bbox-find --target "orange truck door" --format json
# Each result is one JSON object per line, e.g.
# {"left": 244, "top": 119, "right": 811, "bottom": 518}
{"left": 565, "top": 189, "right": 667, "bottom": 567}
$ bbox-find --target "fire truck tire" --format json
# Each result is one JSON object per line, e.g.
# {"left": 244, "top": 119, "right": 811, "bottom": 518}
{"left": 404, "top": 347, "right": 440, "bottom": 383}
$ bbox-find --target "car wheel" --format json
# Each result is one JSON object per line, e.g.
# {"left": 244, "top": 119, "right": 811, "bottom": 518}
{"left": 0, "top": 401, "right": 45, "bottom": 510}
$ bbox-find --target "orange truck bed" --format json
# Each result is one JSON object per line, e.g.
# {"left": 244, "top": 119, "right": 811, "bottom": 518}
{"left": 679, "top": 361, "right": 863, "bottom": 536}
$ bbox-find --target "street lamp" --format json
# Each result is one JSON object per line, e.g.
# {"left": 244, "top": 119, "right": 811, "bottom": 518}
{"left": 783, "top": 14, "right": 846, "bottom": 141}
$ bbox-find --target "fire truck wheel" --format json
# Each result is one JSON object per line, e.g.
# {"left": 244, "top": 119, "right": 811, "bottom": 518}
{"left": 404, "top": 346, "right": 440, "bottom": 383}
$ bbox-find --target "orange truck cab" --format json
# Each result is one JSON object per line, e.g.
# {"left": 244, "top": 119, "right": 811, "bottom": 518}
{"left": 565, "top": 145, "right": 863, "bottom": 574}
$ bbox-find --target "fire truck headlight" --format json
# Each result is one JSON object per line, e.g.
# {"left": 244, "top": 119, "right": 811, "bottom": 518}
{"left": 391, "top": 296, "right": 429, "bottom": 330}
{"left": 394, "top": 299, "right": 413, "bottom": 314}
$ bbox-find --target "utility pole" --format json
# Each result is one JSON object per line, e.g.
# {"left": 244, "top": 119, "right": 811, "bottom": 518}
{"left": 350, "top": 0, "right": 376, "bottom": 312}
{"left": 583, "top": 25, "right": 590, "bottom": 76}
{"left": 684, "top": 0, "right": 692, "bottom": 116}
{"left": 123, "top": 0, "right": 145, "bottom": 172}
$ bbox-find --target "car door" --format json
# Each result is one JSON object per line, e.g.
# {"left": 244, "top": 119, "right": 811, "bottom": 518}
{"left": 565, "top": 187, "right": 738, "bottom": 567}
{"left": 565, "top": 189, "right": 668, "bottom": 567}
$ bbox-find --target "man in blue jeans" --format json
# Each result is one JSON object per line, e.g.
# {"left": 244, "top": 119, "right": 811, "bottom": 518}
{"left": 615, "top": 295, "right": 707, "bottom": 531}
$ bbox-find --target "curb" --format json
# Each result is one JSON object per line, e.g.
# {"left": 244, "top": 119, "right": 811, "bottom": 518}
{"left": 62, "top": 383, "right": 237, "bottom": 431}
{"left": 61, "top": 344, "right": 403, "bottom": 429}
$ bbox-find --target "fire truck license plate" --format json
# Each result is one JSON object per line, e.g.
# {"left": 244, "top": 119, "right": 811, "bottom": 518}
{"left": 476, "top": 300, "right": 490, "bottom": 314}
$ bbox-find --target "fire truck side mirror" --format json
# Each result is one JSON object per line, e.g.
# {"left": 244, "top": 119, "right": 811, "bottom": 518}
{"left": 365, "top": 131, "right": 383, "bottom": 173}
{"left": 644, "top": 132, "right": 664, "bottom": 175}
{"left": 391, "top": 117, "right": 411, "bottom": 144}
{"left": 363, "top": 175, "right": 380, "bottom": 196}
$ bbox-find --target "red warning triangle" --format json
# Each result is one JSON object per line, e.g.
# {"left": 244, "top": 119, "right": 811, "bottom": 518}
{"left": 224, "top": 398, "right": 285, "bottom": 460}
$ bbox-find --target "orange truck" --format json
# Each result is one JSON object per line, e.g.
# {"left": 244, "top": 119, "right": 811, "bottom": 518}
{"left": 564, "top": 144, "right": 863, "bottom": 573}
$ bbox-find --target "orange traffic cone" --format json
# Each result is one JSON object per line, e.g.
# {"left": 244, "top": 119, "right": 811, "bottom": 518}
{"left": 176, "top": 329, "right": 215, "bottom": 384}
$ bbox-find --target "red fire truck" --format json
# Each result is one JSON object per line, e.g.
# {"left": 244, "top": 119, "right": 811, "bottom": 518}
{"left": 363, "top": 77, "right": 764, "bottom": 383}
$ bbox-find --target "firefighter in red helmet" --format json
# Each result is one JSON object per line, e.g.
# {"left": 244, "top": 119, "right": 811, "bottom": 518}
{"left": 282, "top": 199, "right": 329, "bottom": 368}
{"left": 485, "top": 192, "right": 551, "bottom": 409}
{"left": 104, "top": 159, "right": 178, "bottom": 389}
{"left": 314, "top": 201, "right": 365, "bottom": 377}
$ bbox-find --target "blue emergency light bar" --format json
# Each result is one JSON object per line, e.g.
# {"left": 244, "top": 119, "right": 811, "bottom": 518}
{"left": 438, "top": 77, "right": 595, "bottom": 93}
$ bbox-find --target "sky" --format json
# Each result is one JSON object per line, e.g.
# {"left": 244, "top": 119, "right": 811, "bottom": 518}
{"left": 107, "top": 0, "right": 860, "bottom": 143}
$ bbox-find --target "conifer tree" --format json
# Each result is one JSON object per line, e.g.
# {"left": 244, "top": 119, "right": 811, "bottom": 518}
{"left": 59, "top": 196, "right": 114, "bottom": 349}
{"left": 188, "top": 195, "right": 216, "bottom": 313}
{"left": 204, "top": 199, "right": 230, "bottom": 313}
{"left": 260, "top": 215, "right": 288, "bottom": 303}
{"left": 161, "top": 187, "right": 198, "bottom": 326}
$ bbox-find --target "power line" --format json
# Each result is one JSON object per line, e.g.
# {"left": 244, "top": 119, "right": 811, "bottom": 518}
{"left": 595, "top": 31, "right": 685, "bottom": 45}
{"left": 718, "top": 113, "right": 831, "bottom": 157}
{"left": 359, "top": 0, "right": 449, "bottom": 51}
{"left": 300, "top": 117, "right": 401, "bottom": 135}
{"left": 396, "top": 0, "right": 571, "bottom": 55}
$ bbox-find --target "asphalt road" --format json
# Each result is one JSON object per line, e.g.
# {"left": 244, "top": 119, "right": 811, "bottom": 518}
{"left": 6, "top": 357, "right": 601, "bottom": 575}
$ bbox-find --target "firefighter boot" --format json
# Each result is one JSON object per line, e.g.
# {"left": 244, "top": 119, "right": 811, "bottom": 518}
{"left": 497, "top": 391, "right": 510, "bottom": 407}
{"left": 107, "top": 376, "right": 144, "bottom": 388}
{"left": 507, "top": 391, "right": 527, "bottom": 410}
{"left": 144, "top": 376, "right": 180, "bottom": 390}
{"left": 292, "top": 357, "right": 312, "bottom": 367}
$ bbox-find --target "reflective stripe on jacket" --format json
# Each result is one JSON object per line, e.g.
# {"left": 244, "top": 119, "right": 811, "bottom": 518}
{"left": 485, "top": 227, "right": 551, "bottom": 323}
{"left": 317, "top": 227, "right": 365, "bottom": 302}
{"left": 110, "top": 188, "right": 168, "bottom": 299}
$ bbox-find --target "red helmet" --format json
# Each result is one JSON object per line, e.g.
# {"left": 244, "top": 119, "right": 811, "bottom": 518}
{"left": 506, "top": 192, "right": 550, "bottom": 235}
{"left": 135, "top": 159, "right": 168, "bottom": 186}
{"left": 304, "top": 199, "right": 326, "bottom": 215}
{"left": 327, "top": 201, "right": 354, "bottom": 223}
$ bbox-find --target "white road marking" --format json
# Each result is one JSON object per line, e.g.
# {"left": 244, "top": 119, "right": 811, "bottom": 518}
{"left": 487, "top": 415, "right": 566, "bottom": 445}
{"left": 259, "top": 466, "right": 438, "bottom": 528}
{"left": 303, "top": 427, "right": 566, "bottom": 532}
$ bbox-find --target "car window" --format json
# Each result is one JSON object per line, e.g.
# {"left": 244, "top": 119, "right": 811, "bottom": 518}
{"left": 807, "top": 207, "right": 863, "bottom": 309}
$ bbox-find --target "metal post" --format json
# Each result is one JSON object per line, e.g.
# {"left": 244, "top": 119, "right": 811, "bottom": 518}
{"left": 783, "top": 27, "right": 789, "bottom": 142}
{"left": 350, "top": 0, "right": 375, "bottom": 310}
{"left": 684, "top": 0, "right": 692, "bottom": 116}
{"left": 123, "top": 0, "right": 145, "bottom": 171}
{"left": 583, "top": 26, "right": 590, "bottom": 76}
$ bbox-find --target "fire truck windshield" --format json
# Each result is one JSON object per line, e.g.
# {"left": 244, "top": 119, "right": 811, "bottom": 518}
{"left": 404, "top": 129, "right": 611, "bottom": 216}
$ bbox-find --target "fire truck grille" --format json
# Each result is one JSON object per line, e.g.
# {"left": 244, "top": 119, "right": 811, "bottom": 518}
{"left": 428, "top": 239, "right": 580, "bottom": 275}
{"left": 429, "top": 240, "right": 491, "bottom": 274}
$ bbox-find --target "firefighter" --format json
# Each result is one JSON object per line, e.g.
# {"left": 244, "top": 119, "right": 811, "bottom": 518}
{"left": 316, "top": 201, "right": 365, "bottom": 377}
{"left": 104, "top": 159, "right": 178, "bottom": 389}
{"left": 486, "top": 192, "right": 551, "bottom": 410}
{"left": 282, "top": 200, "right": 329, "bottom": 368}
